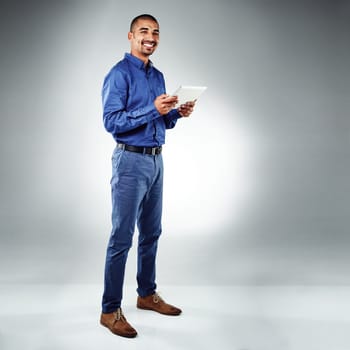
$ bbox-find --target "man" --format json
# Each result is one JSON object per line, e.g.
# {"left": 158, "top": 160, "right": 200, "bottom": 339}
{"left": 100, "top": 14, "right": 195, "bottom": 338}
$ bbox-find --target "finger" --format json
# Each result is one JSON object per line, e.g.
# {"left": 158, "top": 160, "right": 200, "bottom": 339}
{"left": 163, "top": 96, "right": 178, "bottom": 103}
{"left": 181, "top": 107, "right": 192, "bottom": 113}
{"left": 158, "top": 94, "right": 170, "bottom": 101}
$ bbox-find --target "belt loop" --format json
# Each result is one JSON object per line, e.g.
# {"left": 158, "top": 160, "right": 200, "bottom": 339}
{"left": 152, "top": 148, "right": 156, "bottom": 156}
{"left": 142, "top": 147, "right": 146, "bottom": 155}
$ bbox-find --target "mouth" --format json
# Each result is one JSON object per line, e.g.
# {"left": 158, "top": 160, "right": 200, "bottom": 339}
{"left": 142, "top": 40, "right": 156, "bottom": 49}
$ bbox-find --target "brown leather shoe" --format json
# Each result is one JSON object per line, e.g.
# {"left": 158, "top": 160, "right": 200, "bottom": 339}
{"left": 100, "top": 308, "right": 137, "bottom": 338}
{"left": 137, "top": 292, "right": 182, "bottom": 316}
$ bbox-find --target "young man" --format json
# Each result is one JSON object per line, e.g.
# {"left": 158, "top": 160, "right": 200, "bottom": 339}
{"left": 100, "top": 14, "right": 195, "bottom": 338}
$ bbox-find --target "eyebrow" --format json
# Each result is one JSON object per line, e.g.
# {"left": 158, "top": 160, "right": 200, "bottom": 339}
{"left": 139, "top": 27, "right": 159, "bottom": 33}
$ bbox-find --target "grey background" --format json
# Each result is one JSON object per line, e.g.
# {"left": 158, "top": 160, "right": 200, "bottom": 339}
{"left": 0, "top": 0, "right": 349, "bottom": 286}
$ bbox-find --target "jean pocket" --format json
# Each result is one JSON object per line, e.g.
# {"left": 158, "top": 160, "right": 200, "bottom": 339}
{"left": 111, "top": 148, "right": 123, "bottom": 168}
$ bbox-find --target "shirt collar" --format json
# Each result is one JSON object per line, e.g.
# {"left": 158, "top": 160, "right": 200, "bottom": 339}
{"left": 124, "top": 53, "right": 153, "bottom": 71}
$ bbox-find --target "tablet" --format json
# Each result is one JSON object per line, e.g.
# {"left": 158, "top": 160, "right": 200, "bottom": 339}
{"left": 172, "top": 86, "right": 207, "bottom": 108}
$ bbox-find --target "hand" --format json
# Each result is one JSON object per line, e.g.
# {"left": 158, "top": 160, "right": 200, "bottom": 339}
{"left": 178, "top": 101, "right": 195, "bottom": 117}
{"left": 154, "top": 94, "right": 178, "bottom": 115}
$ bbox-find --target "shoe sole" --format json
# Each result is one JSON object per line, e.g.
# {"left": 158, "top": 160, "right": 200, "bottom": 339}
{"left": 137, "top": 304, "right": 182, "bottom": 316}
{"left": 100, "top": 321, "right": 137, "bottom": 338}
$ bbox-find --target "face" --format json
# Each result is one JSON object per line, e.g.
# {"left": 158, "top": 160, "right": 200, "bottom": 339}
{"left": 128, "top": 19, "right": 160, "bottom": 63}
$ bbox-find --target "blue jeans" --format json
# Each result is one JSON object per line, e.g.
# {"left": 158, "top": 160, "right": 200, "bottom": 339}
{"left": 102, "top": 147, "right": 164, "bottom": 313}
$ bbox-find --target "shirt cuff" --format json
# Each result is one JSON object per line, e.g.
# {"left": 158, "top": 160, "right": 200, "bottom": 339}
{"left": 167, "top": 109, "right": 182, "bottom": 121}
{"left": 146, "top": 103, "right": 162, "bottom": 121}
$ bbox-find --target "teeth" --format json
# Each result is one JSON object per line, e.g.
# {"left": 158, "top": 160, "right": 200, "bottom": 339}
{"left": 143, "top": 42, "right": 154, "bottom": 47}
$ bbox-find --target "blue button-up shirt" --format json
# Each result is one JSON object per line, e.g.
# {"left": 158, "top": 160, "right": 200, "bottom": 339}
{"left": 102, "top": 53, "right": 181, "bottom": 147}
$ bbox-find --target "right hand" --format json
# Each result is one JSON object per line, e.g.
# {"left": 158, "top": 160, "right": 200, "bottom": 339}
{"left": 154, "top": 94, "right": 178, "bottom": 115}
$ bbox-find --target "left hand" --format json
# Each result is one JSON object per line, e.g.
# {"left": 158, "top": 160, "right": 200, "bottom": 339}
{"left": 178, "top": 101, "right": 195, "bottom": 117}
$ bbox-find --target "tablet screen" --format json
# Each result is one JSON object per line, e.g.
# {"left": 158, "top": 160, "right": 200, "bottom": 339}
{"left": 172, "top": 86, "right": 207, "bottom": 107}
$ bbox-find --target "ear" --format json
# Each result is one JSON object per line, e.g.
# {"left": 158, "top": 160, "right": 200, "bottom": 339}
{"left": 128, "top": 32, "right": 133, "bottom": 41}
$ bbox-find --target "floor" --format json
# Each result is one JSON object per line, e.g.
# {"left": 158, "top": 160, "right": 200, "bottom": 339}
{"left": 1, "top": 284, "right": 350, "bottom": 350}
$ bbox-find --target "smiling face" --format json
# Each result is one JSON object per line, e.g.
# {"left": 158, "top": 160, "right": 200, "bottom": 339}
{"left": 128, "top": 18, "right": 160, "bottom": 63}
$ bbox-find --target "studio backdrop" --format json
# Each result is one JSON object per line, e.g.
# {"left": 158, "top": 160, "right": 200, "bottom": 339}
{"left": 0, "top": 0, "right": 349, "bottom": 286}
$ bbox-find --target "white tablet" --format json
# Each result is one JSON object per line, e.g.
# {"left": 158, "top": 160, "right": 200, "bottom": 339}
{"left": 172, "top": 86, "right": 207, "bottom": 108}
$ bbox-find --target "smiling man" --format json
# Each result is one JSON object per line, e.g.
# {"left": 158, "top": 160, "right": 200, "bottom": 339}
{"left": 129, "top": 16, "right": 159, "bottom": 56}
{"left": 100, "top": 14, "right": 195, "bottom": 338}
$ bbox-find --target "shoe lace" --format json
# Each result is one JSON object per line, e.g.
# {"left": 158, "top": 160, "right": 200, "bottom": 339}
{"left": 152, "top": 292, "right": 164, "bottom": 304}
{"left": 113, "top": 308, "right": 126, "bottom": 322}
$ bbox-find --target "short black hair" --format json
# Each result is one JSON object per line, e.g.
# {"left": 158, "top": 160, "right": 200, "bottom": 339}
{"left": 130, "top": 14, "right": 159, "bottom": 32}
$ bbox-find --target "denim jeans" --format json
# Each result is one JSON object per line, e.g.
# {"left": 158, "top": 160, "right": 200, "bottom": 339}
{"left": 102, "top": 146, "right": 163, "bottom": 313}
